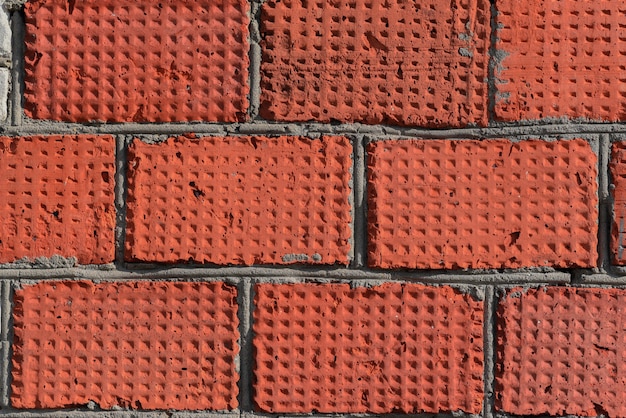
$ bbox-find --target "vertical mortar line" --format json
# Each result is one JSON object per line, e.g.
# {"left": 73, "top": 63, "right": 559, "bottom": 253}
{"left": 351, "top": 135, "right": 366, "bottom": 268}
{"left": 598, "top": 134, "right": 611, "bottom": 271}
{"left": 486, "top": 0, "right": 500, "bottom": 122}
{"left": 236, "top": 278, "right": 254, "bottom": 411}
{"left": 0, "top": 280, "right": 13, "bottom": 407}
{"left": 247, "top": 0, "right": 262, "bottom": 119}
{"left": 482, "top": 286, "right": 496, "bottom": 418}
{"left": 9, "top": 8, "right": 24, "bottom": 126}
{"left": 114, "top": 135, "right": 129, "bottom": 265}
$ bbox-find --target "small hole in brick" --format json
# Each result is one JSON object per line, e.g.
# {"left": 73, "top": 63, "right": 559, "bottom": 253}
{"left": 101, "top": 171, "right": 110, "bottom": 183}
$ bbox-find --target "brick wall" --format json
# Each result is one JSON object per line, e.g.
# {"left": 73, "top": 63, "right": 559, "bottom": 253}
{"left": 0, "top": 0, "right": 625, "bottom": 417}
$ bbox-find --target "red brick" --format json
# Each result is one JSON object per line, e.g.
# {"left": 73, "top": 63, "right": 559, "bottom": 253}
{"left": 11, "top": 280, "right": 239, "bottom": 410}
{"left": 24, "top": 0, "right": 249, "bottom": 122}
{"left": 260, "top": 0, "right": 489, "bottom": 127}
{"left": 497, "top": 287, "right": 626, "bottom": 416}
{"left": 494, "top": 0, "right": 626, "bottom": 121}
{"left": 125, "top": 136, "right": 352, "bottom": 265}
{"left": 253, "top": 283, "right": 484, "bottom": 414}
{"left": 367, "top": 139, "right": 598, "bottom": 269}
{"left": 0, "top": 135, "right": 115, "bottom": 264}
{"left": 611, "top": 142, "right": 626, "bottom": 264}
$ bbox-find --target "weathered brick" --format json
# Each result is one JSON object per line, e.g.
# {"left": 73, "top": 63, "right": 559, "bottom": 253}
{"left": 11, "top": 280, "right": 239, "bottom": 410}
{"left": 367, "top": 139, "right": 598, "bottom": 269}
{"left": 0, "top": 135, "right": 115, "bottom": 264}
{"left": 494, "top": 0, "right": 626, "bottom": 121}
{"left": 24, "top": 0, "right": 249, "bottom": 122}
{"left": 125, "top": 136, "right": 352, "bottom": 265}
{"left": 611, "top": 141, "right": 626, "bottom": 264}
{"left": 260, "top": 0, "right": 489, "bottom": 127}
{"left": 497, "top": 287, "right": 626, "bottom": 416}
{"left": 253, "top": 283, "right": 484, "bottom": 414}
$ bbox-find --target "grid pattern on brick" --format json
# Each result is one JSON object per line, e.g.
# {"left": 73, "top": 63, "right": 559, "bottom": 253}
{"left": 260, "top": 0, "right": 490, "bottom": 127}
{"left": 495, "top": 0, "right": 626, "bottom": 121}
{"left": 253, "top": 283, "right": 484, "bottom": 413}
{"left": 497, "top": 287, "right": 626, "bottom": 416}
{"left": 0, "top": 135, "right": 115, "bottom": 264}
{"left": 24, "top": 0, "right": 249, "bottom": 122}
{"left": 367, "top": 139, "right": 598, "bottom": 269}
{"left": 125, "top": 136, "right": 352, "bottom": 265}
{"left": 11, "top": 280, "right": 239, "bottom": 410}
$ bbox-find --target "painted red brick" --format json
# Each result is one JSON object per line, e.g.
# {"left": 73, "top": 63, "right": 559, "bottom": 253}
{"left": 497, "top": 287, "right": 626, "bottom": 416}
{"left": 494, "top": 0, "right": 626, "bottom": 121}
{"left": 11, "top": 280, "right": 239, "bottom": 410}
{"left": 24, "top": 0, "right": 249, "bottom": 122}
{"left": 611, "top": 142, "right": 626, "bottom": 264}
{"left": 125, "top": 135, "right": 352, "bottom": 265}
{"left": 253, "top": 283, "right": 484, "bottom": 414}
{"left": 260, "top": 0, "right": 489, "bottom": 127}
{"left": 367, "top": 139, "right": 598, "bottom": 269}
{"left": 0, "top": 135, "right": 115, "bottom": 264}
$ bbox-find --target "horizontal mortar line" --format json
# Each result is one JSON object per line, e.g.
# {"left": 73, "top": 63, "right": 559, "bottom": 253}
{"left": 0, "top": 410, "right": 480, "bottom": 418}
{"left": 0, "top": 265, "right": 571, "bottom": 284}
{"left": 2, "top": 121, "right": 626, "bottom": 138}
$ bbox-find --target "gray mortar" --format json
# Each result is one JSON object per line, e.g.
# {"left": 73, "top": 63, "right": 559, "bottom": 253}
{"left": 247, "top": 0, "right": 262, "bottom": 119}
{"left": 0, "top": 280, "right": 11, "bottom": 406}
{"left": 115, "top": 136, "right": 129, "bottom": 264}
{"left": 9, "top": 9, "right": 22, "bottom": 126}
{"left": 8, "top": 120, "right": 626, "bottom": 140}
{"left": 597, "top": 134, "right": 611, "bottom": 271}
{"left": 352, "top": 136, "right": 367, "bottom": 268}
{"left": 482, "top": 287, "right": 495, "bottom": 418}
{"left": 236, "top": 279, "right": 253, "bottom": 411}
{"left": 0, "top": 266, "right": 574, "bottom": 285}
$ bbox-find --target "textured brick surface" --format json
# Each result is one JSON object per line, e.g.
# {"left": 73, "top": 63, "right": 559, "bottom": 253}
{"left": 0, "top": 135, "right": 115, "bottom": 264}
{"left": 367, "top": 139, "right": 598, "bottom": 269}
{"left": 253, "top": 283, "right": 484, "bottom": 413}
{"left": 125, "top": 136, "right": 352, "bottom": 265}
{"left": 260, "top": 0, "right": 490, "bottom": 127}
{"left": 11, "top": 280, "right": 239, "bottom": 410}
{"left": 611, "top": 142, "right": 626, "bottom": 264}
{"left": 494, "top": 0, "right": 626, "bottom": 121}
{"left": 24, "top": 0, "right": 249, "bottom": 122}
{"left": 497, "top": 287, "right": 626, "bottom": 416}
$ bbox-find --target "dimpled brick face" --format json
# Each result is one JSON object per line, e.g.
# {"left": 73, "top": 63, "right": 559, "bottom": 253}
{"left": 125, "top": 136, "right": 352, "bottom": 265}
{"left": 0, "top": 135, "right": 115, "bottom": 264}
{"left": 260, "top": 0, "right": 490, "bottom": 127}
{"left": 24, "top": 0, "right": 249, "bottom": 122}
{"left": 11, "top": 281, "right": 239, "bottom": 410}
{"left": 253, "top": 283, "right": 484, "bottom": 414}
{"left": 611, "top": 142, "right": 626, "bottom": 264}
{"left": 497, "top": 287, "right": 626, "bottom": 416}
{"left": 495, "top": 0, "right": 626, "bottom": 121}
{"left": 367, "top": 139, "right": 598, "bottom": 269}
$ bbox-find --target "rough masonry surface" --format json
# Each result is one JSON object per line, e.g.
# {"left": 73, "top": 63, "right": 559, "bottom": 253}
{"left": 23, "top": 0, "right": 250, "bottom": 122}
{"left": 11, "top": 280, "right": 239, "bottom": 410}
{"left": 367, "top": 138, "right": 599, "bottom": 269}
{"left": 253, "top": 283, "right": 484, "bottom": 414}
{"left": 0, "top": 135, "right": 115, "bottom": 264}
